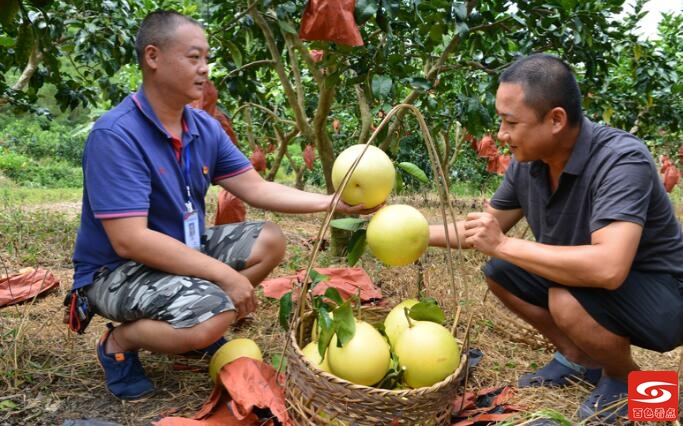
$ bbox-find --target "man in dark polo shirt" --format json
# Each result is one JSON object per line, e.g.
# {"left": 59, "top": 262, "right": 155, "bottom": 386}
{"left": 430, "top": 53, "right": 683, "bottom": 423}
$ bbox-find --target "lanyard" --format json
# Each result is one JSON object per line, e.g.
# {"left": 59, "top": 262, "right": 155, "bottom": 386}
{"left": 131, "top": 92, "right": 195, "bottom": 214}
{"left": 181, "top": 141, "right": 201, "bottom": 250}
{"left": 182, "top": 143, "right": 194, "bottom": 213}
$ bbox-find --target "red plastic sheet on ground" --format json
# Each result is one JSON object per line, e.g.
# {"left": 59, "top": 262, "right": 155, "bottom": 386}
{"left": 261, "top": 267, "right": 382, "bottom": 302}
{"left": 0, "top": 267, "right": 60, "bottom": 307}
{"left": 299, "top": 0, "right": 364, "bottom": 46}
{"left": 153, "top": 357, "right": 290, "bottom": 426}
{"left": 451, "top": 386, "right": 523, "bottom": 425}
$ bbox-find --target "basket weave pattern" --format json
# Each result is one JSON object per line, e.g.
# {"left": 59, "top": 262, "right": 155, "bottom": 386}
{"left": 285, "top": 311, "right": 467, "bottom": 425}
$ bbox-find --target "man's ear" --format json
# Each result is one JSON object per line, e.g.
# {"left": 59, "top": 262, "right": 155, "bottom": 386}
{"left": 143, "top": 45, "right": 160, "bottom": 70}
{"left": 548, "top": 107, "right": 568, "bottom": 134}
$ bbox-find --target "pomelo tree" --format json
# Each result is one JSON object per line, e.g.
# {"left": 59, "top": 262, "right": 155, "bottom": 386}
{"left": 2, "top": 0, "right": 680, "bottom": 201}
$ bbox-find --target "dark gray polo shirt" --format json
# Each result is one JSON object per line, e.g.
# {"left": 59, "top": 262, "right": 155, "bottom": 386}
{"left": 490, "top": 117, "right": 683, "bottom": 277}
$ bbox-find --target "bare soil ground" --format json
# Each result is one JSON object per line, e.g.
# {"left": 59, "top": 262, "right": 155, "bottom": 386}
{"left": 1, "top": 194, "right": 681, "bottom": 426}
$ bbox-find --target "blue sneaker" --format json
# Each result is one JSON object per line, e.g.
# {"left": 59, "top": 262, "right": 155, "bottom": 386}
{"left": 96, "top": 324, "right": 154, "bottom": 401}
{"left": 178, "top": 336, "right": 227, "bottom": 359}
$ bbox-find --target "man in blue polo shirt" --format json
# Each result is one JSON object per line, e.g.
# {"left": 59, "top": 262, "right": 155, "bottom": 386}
{"left": 430, "top": 54, "right": 683, "bottom": 423}
{"left": 69, "top": 10, "right": 371, "bottom": 401}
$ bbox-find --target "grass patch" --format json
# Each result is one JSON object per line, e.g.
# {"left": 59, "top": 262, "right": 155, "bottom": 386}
{"left": 0, "top": 198, "right": 79, "bottom": 268}
{"left": 0, "top": 180, "right": 681, "bottom": 424}
{"left": 0, "top": 182, "right": 82, "bottom": 206}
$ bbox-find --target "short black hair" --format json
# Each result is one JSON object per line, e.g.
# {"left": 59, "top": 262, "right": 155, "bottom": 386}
{"left": 135, "top": 10, "right": 202, "bottom": 66}
{"left": 500, "top": 54, "right": 583, "bottom": 127}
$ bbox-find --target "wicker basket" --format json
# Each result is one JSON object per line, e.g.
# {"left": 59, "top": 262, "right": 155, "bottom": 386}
{"left": 285, "top": 308, "right": 467, "bottom": 425}
{"left": 283, "top": 104, "right": 469, "bottom": 424}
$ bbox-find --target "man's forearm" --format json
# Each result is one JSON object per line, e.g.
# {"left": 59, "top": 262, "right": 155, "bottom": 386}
{"left": 494, "top": 237, "right": 625, "bottom": 289}
{"left": 429, "top": 222, "right": 473, "bottom": 249}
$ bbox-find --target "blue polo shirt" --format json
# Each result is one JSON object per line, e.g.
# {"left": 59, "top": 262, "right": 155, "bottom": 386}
{"left": 72, "top": 89, "right": 252, "bottom": 290}
{"left": 491, "top": 117, "right": 683, "bottom": 277}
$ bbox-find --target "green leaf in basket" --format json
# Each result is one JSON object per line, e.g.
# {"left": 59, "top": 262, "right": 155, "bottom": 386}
{"left": 323, "top": 286, "right": 344, "bottom": 306}
{"left": 330, "top": 217, "right": 367, "bottom": 232}
{"left": 278, "top": 291, "right": 293, "bottom": 330}
{"left": 332, "top": 302, "right": 356, "bottom": 347}
{"left": 317, "top": 306, "right": 335, "bottom": 357}
{"left": 409, "top": 301, "right": 445, "bottom": 324}
{"left": 375, "top": 351, "right": 404, "bottom": 389}
{"left": 346, "top": 229, "right": 367, "bottom": 266}
{"left": 309, "top": 268, "right": 330, "bottom": 292}
{"left": 271, "top": 353, "right": 286, "bottom": 371}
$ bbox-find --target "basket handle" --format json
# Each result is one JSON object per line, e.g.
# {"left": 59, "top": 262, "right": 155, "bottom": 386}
{"left": 290, "top": 104, "right": 468, "bottom": 338}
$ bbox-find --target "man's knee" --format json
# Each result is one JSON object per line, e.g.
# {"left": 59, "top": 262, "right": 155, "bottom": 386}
{"left": 548, "top": 287, "right": 584, "bottom": 329}
{"left": 484, "top": 276, "right": 506, "bottom": 295}
{"left": 259, "top": 221, "right": 286, "bottom": 260}
{"left": 183, "top": 311, "right": 235, "bottom": 350}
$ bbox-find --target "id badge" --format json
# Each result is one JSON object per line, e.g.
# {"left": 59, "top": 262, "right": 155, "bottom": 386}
{"left": 183, "top": 210, "right": 201, "bottom": 249}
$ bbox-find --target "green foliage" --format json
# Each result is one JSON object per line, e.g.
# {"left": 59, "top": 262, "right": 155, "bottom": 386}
{"left": 0, "top": 149, "right": 82, "bottom": 188}
{"left": 408, "top": 300, "right": 446, "bottom": 324}
{"left": 0, "top": 0, "right": 207, "bottom": 114}
{"left": 1, "top": 0, "right": 681, "bottom": 197}
{"left": 582, "top": 2, "right": 683, "bottom": 160}
{"left": 0, "top": 114, "right": 85, "bottom": 165}
{"left": 0, "top": 112, "right": 84, "bottom": 187}
{"left": 451, "top": 144, "right": 503, "bottom": 194}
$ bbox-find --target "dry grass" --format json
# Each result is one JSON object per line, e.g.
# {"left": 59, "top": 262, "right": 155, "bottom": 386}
{"left": 0, "top": 193, "right": 681, "bottom": 426}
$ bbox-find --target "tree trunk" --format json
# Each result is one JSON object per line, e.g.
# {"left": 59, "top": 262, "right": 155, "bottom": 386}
{"left": 0, "top": 44, "right": 42, "bottom": 107}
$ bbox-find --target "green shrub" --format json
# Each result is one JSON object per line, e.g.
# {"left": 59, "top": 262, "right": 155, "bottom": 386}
{"left": 0, "top": 116, "right": 86, "bottom": 166}
{"left": 0, "top": 149, "right": 82, "bottom": 188}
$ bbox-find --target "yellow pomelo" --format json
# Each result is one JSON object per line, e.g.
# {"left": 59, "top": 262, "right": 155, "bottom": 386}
{"left": 383, "top": 298, "right": 420, "bottom": 347}
{"left": 331, "top": 144, "right": 395, "bottom": 208}
{"left": 394, "top": 321, "right": 460, "bottom": 388}
{"left": 366, "top": 204, "right": 429, "bottom": 266}
{"left": 327, "top": 320, "right": 391, "bottom": 386}
{"left": 208, "top": 338, "right": 263, "bottom": 382}
{"left": 301, "top": 340, "right": 332, "bottom": 373}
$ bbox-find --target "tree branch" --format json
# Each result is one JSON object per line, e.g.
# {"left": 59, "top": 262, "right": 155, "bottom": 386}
{"left": 379, "top": 16, "right": 514, "bottom": 150}
{"left": 289, "top": 34, "right": 324, "bottom": 84}
{"left": 284, "top": 33, "right": 306, "bottom": 118}
{"left": 222, "top": 59, "right": 276, "bottom": 81}
{"left": 355, "top": 82, "right": 372, "bottom": 144}
{"left": 12, "top": 45, "right": 43, "bottom": 92}
{"left": 248, "top": 6, "right": 313, "bottom": 140}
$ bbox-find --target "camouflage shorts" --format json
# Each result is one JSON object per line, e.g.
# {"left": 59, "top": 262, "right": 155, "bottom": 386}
{"left": 85, "top": 222, "right": 264, "bottom": 328}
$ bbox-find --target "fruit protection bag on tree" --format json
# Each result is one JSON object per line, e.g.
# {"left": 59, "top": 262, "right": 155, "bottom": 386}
{"left": 191, "top": 81, "right": 240, "bottom": 147}
{"left": 214, "top": 189, "right": 247, "bottom": 225}
{"left": 660, "top": 155, "right": 681, "bottom": 193}
{"left": 299, "top": 0, "right": 364, "bottom": 47}
{"left": 190, "top": 81, "right": 248, "bottom": 224}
